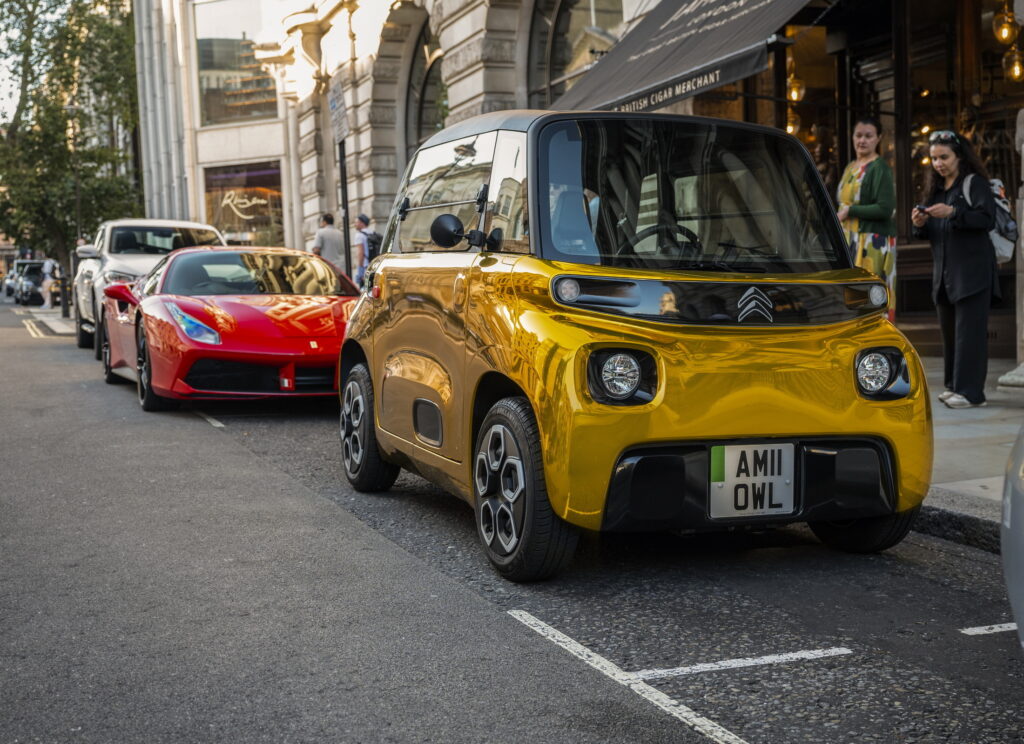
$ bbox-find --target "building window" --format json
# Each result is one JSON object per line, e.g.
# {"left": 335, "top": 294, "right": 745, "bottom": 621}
{"left": 204, "top": 161, "right": 284, "bottom": 245}
{"left": 529, "top": 0, "right": 623, "bottom": 108}
{"left": 194, "top": 0, "right": 277, "bottom": 126}
{"left": 406, "top": 23, "right": 446, "bottom": 160}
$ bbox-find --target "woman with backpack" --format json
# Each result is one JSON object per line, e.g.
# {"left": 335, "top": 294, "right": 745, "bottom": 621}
{"left": 912, "top": 129, "right": 1000, "bottom": 409}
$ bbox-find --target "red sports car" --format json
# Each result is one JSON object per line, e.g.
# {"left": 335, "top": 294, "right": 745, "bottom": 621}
{"left": 101, "top": 247, "right": 361, "bottom": 410}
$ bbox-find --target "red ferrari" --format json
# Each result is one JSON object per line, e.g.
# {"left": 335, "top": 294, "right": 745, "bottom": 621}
{"left": 101, "top": 247, "right": 361, "bottom": 410}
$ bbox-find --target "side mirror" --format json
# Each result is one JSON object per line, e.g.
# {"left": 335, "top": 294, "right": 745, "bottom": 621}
{"left": 430, "top": 214, "right": 486, "bottom": 249}
{"left": 103, "top": 282, "right": 138, "bottom": 306}
{"left": 430, "top": 213, "right": 466, "bottom": 248}
{"left": 75, "top": 244, "right": 98, "bottom": 259}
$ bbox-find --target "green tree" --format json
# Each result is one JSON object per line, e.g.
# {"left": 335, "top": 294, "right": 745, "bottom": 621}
{"left": 0, "top": 0, "right": 141, "bottom": 265}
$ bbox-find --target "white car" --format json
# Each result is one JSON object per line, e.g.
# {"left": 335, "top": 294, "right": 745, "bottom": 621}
{"left": 73, "top": 219, "right": 225, "bottom": 354}
{"left": 1004, "top": 423, "right": 1024, "bottom": 652}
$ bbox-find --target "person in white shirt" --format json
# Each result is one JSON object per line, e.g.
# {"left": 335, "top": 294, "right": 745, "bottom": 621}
{"left": 352, "top": 213, "right": 372, "bottom": 286}
{"left": 40, "top": 256, "right": 58, "bottom": 309}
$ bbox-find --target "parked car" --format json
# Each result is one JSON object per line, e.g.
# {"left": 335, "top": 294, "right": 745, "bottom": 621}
{"left": 1003, "top": 423, "right": 1024, "bottom": 652}
{"left": 13, "top": 263, "right": 44, "bottom": 305}
{"left": 101, "top": 247, "right": 360, "bottom": 411}
{"left": 338, "top": 111, "right": 934, "bottom": 581}
{"left": 5, "top": 259, "right": 40, "bottom": 298}
{"left": 73, "top": 219, "right": 225, "bottom": 356}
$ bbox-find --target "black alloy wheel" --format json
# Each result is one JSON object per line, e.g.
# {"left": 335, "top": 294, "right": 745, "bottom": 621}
{"left": 473, "top": 397, "right": 578, "bottom": 582}
{"left": 74, "top": 290, "right": 93, "bottom": 349}
{"left": 93, "top": 303, "right": 104, "bottom": 360}
{"left": 136, "top": 324, "right": 175, "bottom": 411}
{"left": 340, "top": 363, "right": 399, "bottom": 491}
{"left": 809, "top": 505, "right": 921, "bottom": 553}
{"left": 101, "top": 315, "right": 125, "bottom": 385}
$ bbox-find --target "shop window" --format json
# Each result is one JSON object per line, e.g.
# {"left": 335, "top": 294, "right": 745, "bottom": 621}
{"left": 194, "top": 0, "right": 277, "bottom": 127}
{"left": 529, "top": 0, "right": 624, "bottom": 108}
{"left": 406, "top": 24, "right": 446, "bottom": 160}
{"left": 204, "top": 161, "right": 284, "bottom": 246}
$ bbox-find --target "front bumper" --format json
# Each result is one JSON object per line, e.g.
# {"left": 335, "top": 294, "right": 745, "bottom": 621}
{"left": 603, "top": 437, "right": 896, "bottom": 532}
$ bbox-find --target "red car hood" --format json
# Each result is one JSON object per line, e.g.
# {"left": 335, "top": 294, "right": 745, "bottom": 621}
{"left": 167, "top": 295, "right": 351, "bottom": 338}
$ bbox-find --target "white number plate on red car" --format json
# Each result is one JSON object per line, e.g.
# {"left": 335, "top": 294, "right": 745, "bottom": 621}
{"left": 709, "top": 443, "right": 795, "bottom": 519}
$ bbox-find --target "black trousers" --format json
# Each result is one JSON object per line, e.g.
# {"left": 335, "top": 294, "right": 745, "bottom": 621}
{"left": 935, "top": 284, "right": 991, "bottom": 403}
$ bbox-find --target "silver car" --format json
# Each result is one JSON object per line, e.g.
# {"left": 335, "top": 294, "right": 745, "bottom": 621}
{"left": 1004, "top": 423, "right": 1024, "bottom": 652}
{"left": 73, "top": 219, "right": 225, "bottom": 355}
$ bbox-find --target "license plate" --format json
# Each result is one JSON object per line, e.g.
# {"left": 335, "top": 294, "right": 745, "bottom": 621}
{"left": 709, "top": 443, "right": 795, "bottom": 519}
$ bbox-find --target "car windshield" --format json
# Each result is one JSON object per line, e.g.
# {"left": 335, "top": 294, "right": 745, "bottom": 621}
{"left": 23, "top": 266, "right": 42, "bottom": 280}
{"left": 162, "top": 252, "right": 356, "bottom": 296}
{"left": 109, "top": 226, "right": 222, "bottom": 254}
{"left": 537, "top": 118, "right": 850, "bottom": 273}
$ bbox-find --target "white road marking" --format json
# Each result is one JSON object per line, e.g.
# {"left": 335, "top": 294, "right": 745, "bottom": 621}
{"left": 508, "top": 610, "right": 748, "bottom": 744}
{"left": 959, "top": 623, "right": 1018, "bottom": 636}
{"left": 196, "top": 411, "right": 225, "bottom": 429}
{"left": 22, "top": 319, "right": 43, "bottom": 338}
{"left": 634, "top": 647, "right": 853, "bottom": 681}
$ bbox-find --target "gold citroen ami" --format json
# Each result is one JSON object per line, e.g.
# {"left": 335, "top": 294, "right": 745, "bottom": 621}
{"left": 339, "top": 111, "right": 932, "bottom": 581}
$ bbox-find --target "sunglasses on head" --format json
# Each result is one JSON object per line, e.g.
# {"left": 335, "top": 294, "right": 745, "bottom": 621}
{"left": 928, "top": 130, "right": 959, "bottom": 144}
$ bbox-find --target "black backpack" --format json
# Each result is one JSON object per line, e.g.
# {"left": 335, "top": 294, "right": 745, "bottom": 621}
{"left": 363, "top": 229, "right": 383, "bottom": 260}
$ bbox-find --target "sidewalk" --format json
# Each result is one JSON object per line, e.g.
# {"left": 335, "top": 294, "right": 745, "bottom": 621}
{"left": 916, "top": 355, "right": 1023, "bottom": 552}
{"left": 19, "top": 304, "right": 1024, "bottom": 552}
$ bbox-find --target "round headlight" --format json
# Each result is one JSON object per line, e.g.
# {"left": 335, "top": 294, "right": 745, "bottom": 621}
{"left": 555, "top": 277, "right": 581, "bottom": 303}
{"left": 857, "top": 352, "right": 891, "bottom": 393}
{"left": 868, "top": 284, "right": 888, "bottom": 308}
{"left": 600, "top": 353, "right": 641, "bottom": 400}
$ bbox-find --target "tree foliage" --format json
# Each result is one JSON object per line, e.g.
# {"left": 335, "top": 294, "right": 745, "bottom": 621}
{"left": 0, "top": 0, "right": 141, "bottom": 263}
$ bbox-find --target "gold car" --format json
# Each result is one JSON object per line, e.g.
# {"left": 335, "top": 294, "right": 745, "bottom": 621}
{"left": 339, "top": 112, "right": 932, "bottom": 581}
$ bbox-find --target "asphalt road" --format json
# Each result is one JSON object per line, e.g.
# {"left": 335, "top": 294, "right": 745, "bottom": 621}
{"left": 1, "top": 299, "right": 1022, "bottom": 744}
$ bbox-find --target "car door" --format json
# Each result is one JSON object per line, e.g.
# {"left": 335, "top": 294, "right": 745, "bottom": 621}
{"left": 371, "top": 132, "right": 497, "bottom": 465}
{"left": 76, "top": 224, "right": 106, "bottom": 322}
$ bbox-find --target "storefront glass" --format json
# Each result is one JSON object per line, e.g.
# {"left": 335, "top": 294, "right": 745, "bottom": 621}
{"left": 529, "top": 0, "right": 624, "bottom": 108}
{"left": 194, "top": 0, "right": 277, "bottom": 126}
{"left": 204, "top": 161, "right": 284, "bottom": 246}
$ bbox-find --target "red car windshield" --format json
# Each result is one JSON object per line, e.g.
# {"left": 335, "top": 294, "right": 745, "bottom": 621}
{"left": 163, "top": 252, "right": 357, "bottom": 296}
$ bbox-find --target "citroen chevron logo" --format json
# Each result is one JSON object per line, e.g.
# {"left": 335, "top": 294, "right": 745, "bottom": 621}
{"left": 737, "top": 287, "right": 773, "bottom": 322}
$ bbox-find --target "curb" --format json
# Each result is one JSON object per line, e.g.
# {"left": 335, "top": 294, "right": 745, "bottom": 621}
{"left": 913, "top": 505, "right": 1000, "bottom": 553}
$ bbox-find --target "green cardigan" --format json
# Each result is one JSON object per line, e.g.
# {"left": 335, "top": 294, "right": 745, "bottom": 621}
{"left": 845, "top": 157, "right": 896, "bottom": 238}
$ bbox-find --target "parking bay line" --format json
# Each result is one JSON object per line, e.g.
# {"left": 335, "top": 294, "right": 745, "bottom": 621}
{"left": 959, "top": 622, "right": 1018, "bottom": 636}
{"left": 633, "top": 647, "right": 853, "bottom": 681}
{"left": 508, "top": 610, "right": 749, "bottom": 744}
{"left": 196, "top": 411, "right": 225, "bottom": 429}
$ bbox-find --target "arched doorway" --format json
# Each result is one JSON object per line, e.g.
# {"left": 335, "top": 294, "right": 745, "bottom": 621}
{"left": 405, "top": 22, "right": 446, "bottom": 161}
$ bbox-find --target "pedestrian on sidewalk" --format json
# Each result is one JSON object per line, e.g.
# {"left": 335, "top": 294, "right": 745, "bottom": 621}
{"left": 311, "top": 213, "right": 344, "bottom": 272}
{"left": 912, "top": 129, "right": 1000, "bottom": 409}
{"left": 39, "top": 255, "right": 58, "bottom": 310}
{"left": 837, "top": 115, "right": 897, "bottom": 321}
{"left": 352, "top": 213, "right": 373, "bottom": 287}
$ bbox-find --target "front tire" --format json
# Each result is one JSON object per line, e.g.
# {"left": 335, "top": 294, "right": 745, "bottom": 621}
{"left": 340, "top": 363, "right": 399, "bottom": 491}
{"left": 473, "top": 397, "right": 578, "bottom": 581}
{"left": 93, "top": 304, "right": 104, "bottom": 360}
{"left": 136, "top": 324, "right": 175, "bottom": 411}
{"left": 74, "top": 291, "right": 93, "bottom": 349}
{"left": 101, "top": 317, "right": 125, "bottom": 385}
{"left": 809, "top": 506, "right": 920, "bottom": 553}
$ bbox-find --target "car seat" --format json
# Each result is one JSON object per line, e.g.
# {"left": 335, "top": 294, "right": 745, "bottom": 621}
{"left": 112, "top": 231, "right": 140, "bottom": 253}
{"left": 551, "top": 190, "right": 599, "bottom": 257}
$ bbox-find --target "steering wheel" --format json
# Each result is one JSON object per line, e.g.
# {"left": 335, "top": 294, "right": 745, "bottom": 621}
{"left": 622, "top": 222, "right": 702, "bottom": 257}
